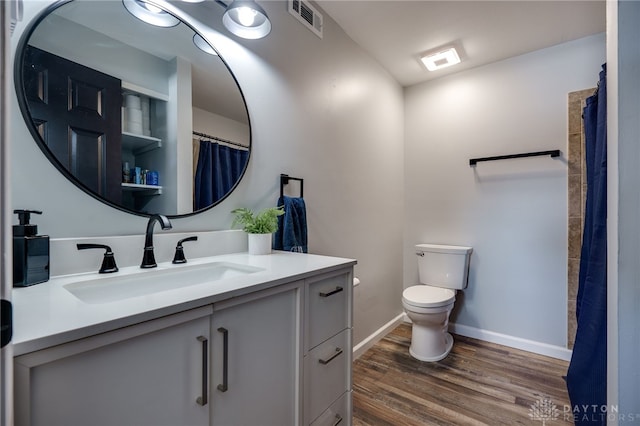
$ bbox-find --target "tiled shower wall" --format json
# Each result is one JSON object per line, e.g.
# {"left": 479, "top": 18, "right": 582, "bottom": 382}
{"left": 567, "top": 88, "right": 595, "bottom": 349}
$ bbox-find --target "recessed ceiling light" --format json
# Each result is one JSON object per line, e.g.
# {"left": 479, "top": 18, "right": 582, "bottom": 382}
{"left": 420, "top": 47, "right": 461, "bottom": 72}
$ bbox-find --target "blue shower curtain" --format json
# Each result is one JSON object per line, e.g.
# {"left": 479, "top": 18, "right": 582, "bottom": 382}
{"left": 194, "top": 140, "right": 249, "bottom": 210}
{"left": 566, "top": 64, "right": 607, "bottom": 424}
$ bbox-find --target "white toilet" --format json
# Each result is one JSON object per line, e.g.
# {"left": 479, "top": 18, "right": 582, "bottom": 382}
{"left": 402, "top": 243, "right": 473, "bottom": 362}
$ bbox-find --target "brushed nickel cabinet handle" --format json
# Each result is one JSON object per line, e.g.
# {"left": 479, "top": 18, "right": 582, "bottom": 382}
{"left": 196, "top": 336, "right": 208, "bottom": 406}
{"left": 318, "top": 347, "right": 343, "bottom": 365}
{"left": 217, "top": 327, "right": 229, "bottom": 392}
{"left": 319, "top": 287, "right": 343, "bottom": 298}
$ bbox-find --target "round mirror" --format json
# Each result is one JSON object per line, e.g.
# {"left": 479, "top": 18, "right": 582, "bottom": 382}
{"left": 15, "top": 0, "right": 251, "bottom": 217}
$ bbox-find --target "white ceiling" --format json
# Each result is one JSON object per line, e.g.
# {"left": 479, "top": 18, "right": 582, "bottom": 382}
{"left": 316, "top": 0, "right": 606, "bottom": 87}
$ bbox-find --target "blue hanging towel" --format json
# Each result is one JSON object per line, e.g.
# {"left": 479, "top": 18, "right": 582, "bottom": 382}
{"left": 273, "top": 196, "right": 307, "bottom": 253}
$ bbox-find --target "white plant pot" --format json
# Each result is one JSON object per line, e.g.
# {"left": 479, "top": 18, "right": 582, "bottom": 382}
{"left": 248, "top": 233, "right": 272, "bottom": 255}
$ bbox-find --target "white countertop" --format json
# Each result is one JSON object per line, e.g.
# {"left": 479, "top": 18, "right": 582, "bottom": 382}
{"left": 12, "top": 251, "right": 356, "bottom": 356}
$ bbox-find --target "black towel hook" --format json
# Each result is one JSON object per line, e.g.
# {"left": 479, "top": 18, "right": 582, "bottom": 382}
{"left": 280, "top": 174, "right": 304, "bottom": 198}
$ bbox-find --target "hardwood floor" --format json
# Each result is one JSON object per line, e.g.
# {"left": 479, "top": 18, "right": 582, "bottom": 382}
{"left": 352, "top": 324, "right": 573, "bottom": 426}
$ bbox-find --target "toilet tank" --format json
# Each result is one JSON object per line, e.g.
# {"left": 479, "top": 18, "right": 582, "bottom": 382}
{"left": 416, "top": 244, "right": 473, "bottom": 290}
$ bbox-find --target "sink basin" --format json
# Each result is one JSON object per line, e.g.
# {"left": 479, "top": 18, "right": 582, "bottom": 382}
{"left": 64, "top": 262, "right": 264, "bottom": 304}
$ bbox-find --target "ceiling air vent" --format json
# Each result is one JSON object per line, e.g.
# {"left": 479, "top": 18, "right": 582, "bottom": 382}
{"left": 288, "top": 0, "right": 323, "bottom": 39}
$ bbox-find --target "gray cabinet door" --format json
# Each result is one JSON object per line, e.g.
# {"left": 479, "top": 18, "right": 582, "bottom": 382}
{"left": 212, "top": 286, "right": 300, "bottom": 426}
{"left": 15, "top": 312, "right": 211, "bottom": 426}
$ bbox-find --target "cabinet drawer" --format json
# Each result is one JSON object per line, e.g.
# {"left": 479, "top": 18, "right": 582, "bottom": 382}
{"left": 310, "top": 391, "right": 351, "bottom": 426}
{"left": 305, "top": 329, "right": 351, "bottom": 424}
{"left": 307, "top": 271, "right": 350, "bottom": 350}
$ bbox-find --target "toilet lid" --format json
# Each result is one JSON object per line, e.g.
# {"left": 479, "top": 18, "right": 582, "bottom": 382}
{"left": 403, "top": 286, "right": 455, "bottom": 308}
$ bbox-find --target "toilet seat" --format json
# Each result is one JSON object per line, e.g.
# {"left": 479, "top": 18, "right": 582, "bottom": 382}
{"left": 402, "top": 285, "right": 455, "bottom": 308}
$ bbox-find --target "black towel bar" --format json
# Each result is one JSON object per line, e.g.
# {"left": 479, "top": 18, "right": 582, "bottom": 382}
{"left": 469, "top": 150, "right": 561, "bottom": 166}
{"left": 280, "top": 174, "right": 303, "bottom": 198}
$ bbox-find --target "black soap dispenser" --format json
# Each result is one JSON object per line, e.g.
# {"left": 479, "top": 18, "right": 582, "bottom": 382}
{"left": 13, "top": 209, "right": 50, "bottom": 287}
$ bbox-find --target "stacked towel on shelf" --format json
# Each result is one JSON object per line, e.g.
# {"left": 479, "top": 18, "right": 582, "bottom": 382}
{"left": 140, "top": 95, "right": 151, "bottom": 136}
{"left": 123, "top": 94, "right": 150, "bottom": 135}
{"left": 273, "top": 196, "right": 307, "bottom": 253}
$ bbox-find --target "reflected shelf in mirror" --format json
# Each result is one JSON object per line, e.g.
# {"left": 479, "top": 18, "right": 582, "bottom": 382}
{"left": 122, "top": 133, "right": 162, "bottom": 155}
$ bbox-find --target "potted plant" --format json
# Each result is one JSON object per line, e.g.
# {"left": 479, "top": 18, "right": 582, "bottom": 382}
{"left": 231, "top": 206, "right": 284, "bottom": 255}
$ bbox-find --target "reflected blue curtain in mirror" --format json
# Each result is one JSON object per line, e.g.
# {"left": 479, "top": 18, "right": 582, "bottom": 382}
{"left": 194, "top": 140, "right": 249, "bottom": 210}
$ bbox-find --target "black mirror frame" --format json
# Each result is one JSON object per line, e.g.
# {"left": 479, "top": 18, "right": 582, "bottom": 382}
{"left": 13, "top": 0, "right": 252, "bottom": 219}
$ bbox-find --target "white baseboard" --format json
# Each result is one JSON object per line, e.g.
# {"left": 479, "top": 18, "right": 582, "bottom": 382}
{"left": 352, "top": 313, "right": 405, "bottom": 360}
{"left": 449, "top": 321, "right": 573, "bottom": 361}
{"left": 355, "top": 313, "right": 572, "bottom": 361}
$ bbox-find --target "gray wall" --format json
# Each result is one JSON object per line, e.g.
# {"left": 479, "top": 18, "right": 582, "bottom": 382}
{"left": 404, "top": 34, "right": 606, "bottom": 350}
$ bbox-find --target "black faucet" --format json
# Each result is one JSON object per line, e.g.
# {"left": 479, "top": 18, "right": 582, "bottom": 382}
{"left": 141, "top": 214, "right": 172, "bottom": 268}
{"left": 172, "top": 236, "right": 198, "bottom": 264}
{"left": 77, "top": 244, "right": 119, "bottom": 273}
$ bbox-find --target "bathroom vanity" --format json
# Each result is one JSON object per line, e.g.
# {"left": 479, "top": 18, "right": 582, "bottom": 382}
{"left": 12, "top": 251, "right": 355, "bottom": 426}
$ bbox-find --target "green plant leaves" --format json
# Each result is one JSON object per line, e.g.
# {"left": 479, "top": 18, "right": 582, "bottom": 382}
{"left": 231, "top": 206, "right": 285, "bottom": 234}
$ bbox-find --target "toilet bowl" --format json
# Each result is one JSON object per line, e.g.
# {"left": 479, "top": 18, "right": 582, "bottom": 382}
{"left": 403, "top": 244, "right": 472, "bottom": 362}
{"left": 402, "top": 285, "right": 456, "bottom": 361}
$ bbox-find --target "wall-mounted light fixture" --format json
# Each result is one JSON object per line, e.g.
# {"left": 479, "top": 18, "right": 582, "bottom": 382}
{"left": 219, "top": 0, "right": 271, "bottom": 39}
{"left": 124, "top": 0, "right": 272, "bottom": 40}
{"left": 420, "top": 47, "right": 461, "bottom": 72}
{"left": 122, "top": 0, "right": 179, "bottom": 27}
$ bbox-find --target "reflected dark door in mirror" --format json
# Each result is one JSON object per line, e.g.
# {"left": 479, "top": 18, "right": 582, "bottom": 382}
{"left": 23, "top": 46, "right": 122, "bottom": 205}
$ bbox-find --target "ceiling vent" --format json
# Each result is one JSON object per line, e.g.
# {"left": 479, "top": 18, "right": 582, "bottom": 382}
{"left": 288, "top": 0, "right": 323, "bottom": 39}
